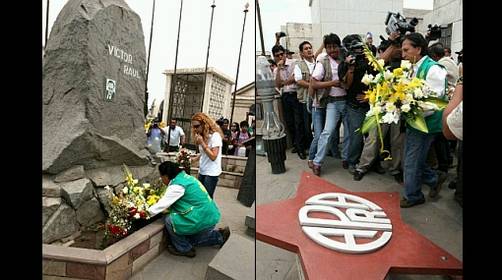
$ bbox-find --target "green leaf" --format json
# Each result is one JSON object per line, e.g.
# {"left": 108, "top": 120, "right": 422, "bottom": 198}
{"left": 424, "top": 96, "right": 448, "bottom": 110}
{"left": 406, "top": 114, "right": 428, "bottom": 133}
{"left": 360, "top": 115, "right": 378, "bottom": 134}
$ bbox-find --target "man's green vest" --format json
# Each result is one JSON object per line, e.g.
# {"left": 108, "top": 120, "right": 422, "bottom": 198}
{"left": 169, "top": 171, "right": 221, "bottom": 235}
{"left": 415, "top": 55, "right": 447, "bottom": 134}
{"left": 296, "top": 60, "right": 311, "bottom": 103}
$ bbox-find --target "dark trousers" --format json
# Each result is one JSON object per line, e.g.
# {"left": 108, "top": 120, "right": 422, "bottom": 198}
{"left": 301, "top": 102, "right": 313, "bottom": 149}
{"left": 455, "top": 141, "right": 463, "bottom": 203}
{"left": 433, "top": 134, "right": 451, "bottom": 173}
{"left": 198, "top": 174, "right": 219, "bottom": 199}
{"left": 165, "top": 146, "right": 180, "bottom": 153}
{"left": 281, "top": 92, "right": 306, "bottom": 151}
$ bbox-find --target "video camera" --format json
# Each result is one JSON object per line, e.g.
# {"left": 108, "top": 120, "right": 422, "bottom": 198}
{"left": 385, "top": 12, "right": 418, "bottom": 37}
{"left": 426, "top": 24, "right": 442, "bottom": 42}
{"left": 342, "top": 35, "right": 365, "bottom": 65}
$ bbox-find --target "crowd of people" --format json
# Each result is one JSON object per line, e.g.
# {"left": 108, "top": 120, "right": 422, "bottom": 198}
{"left": 271, "top": 30, "right": 463, "bottom": 208}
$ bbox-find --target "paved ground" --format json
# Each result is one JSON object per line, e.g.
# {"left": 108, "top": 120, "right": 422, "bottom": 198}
{"left": 256, "top": 148, "right": 462, "bottom": 280}
{"left": 130, "top": 186, "right": 253, "bottom": 280}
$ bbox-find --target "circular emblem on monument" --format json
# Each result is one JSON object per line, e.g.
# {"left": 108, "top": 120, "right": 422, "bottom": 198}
{"left": 298, "top": 192, "right": 392, "bottom": 254}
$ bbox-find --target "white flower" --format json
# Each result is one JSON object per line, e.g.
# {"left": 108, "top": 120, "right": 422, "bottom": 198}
{"left": 383, "top": 70, "right": 393, "bottom": 81}
{"left": 361, "top": 74, "right": 374, "bottom": 85}
{"left": 405, "top": 93, "right": 414, "bottom": 102}
{"left": 366, "top": 108, "right": 375, "bottom": 117}
{"left": 381, "top": 111, "right": 400, "bottom": 124}
{"left": 373, "top": 105, "right": 382, "bottom": 115}
{"left": 122, "top": 186, "right": 129, "bottom": 194}
{"left": 142, "top": 183, "right": 150, "bottom": 189}
{"left": 413, "top": 88, "right": 424, "bottom": 99}
{"left": 134, "top": 213, "right": 141, "bottom": 219}
{"left": 104, "top": 185, "right": 111, "bottom": 191}
{"left": 419, "top": 101, "right": 439, "bottom": 111}
{"left": 401, "top": 60, "right": 412, "bottom": 70}
{"left": 401, "top": 104, "right": 411, "bottom": 113}
{"left": 385, "top": 102, "right": 396, "bottom": 112}
{"left": 373, "top": 73, "right": 382, "bottom": 83}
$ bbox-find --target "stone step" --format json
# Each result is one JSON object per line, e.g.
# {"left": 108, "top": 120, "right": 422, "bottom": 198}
{"left": 244, "top": 202, "right": 255, "bottom": 230}
{"left": 205, "top": 234, "right": 255, "bottom": 280}
{"left": 284, "top": 255, "right": 305, "bottom": 280}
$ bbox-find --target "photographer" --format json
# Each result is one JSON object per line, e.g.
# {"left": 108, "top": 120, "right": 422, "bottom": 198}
{"left": 338, "top": 34, "right": 376, "bottom": 172}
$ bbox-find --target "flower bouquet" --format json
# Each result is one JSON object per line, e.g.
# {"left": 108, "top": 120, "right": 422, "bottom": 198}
{"left": 103, "top": 165, "right": 167, "bottom": 241}
{"left": 176, "top": 148, "right": 193, "bottom": 174}
{"left": 359, "top": 41, "right": 448, "bottom": 159}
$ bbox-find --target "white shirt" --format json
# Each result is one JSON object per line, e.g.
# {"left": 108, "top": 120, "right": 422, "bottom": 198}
{"left": 293, "top": 59, "right": 315, "bottom": 82}
{"left": 413, "top": 56, "right": 447, "bottom": 117}
{"left": 162, "top": 126, "right": 185, "bottom": 146}
{"left": 147, "top": 184, "right": 185, "bottom": 216}
{"left": 199, "top": 132, "right": 222, "bottom": 176}
{"left": 446, "top": 101, "right": 462, "bottom": 140}
{"left": 274, "top": 58, "right": 297, "bottom": 93}
{"left": 438, "top": 57, "right": 459, "bottom": 88}
{"left": 311, "top": 55, "right": 347, "bottom": 97}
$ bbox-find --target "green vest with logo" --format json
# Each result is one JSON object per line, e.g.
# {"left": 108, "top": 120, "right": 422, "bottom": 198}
{"left": 169, "top": 171, "right": 221, "bottom": 235}
{"left": 296, "top": 60, "right": 311, "bottom": 103}
{"left": 416, "top": 55, "right": 447, "bottom": 134}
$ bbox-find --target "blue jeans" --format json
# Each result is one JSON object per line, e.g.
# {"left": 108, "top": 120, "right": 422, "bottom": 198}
{"left": 308, "top": 107, "right": 326, "bottom": 160}
{"left": 346, "top": 106, "right": 369, "bottom": 167}
{"left": 314, "top": 100, "right": 349, "bottom": 165}
{"left": 198, "top": 174, "right": 219, "bottom": 199}
{"left": 403, "top": 128, "right": 439, "bottom": 202}
{"left": 165, "top": 215, "right": 223, "bottom": 253}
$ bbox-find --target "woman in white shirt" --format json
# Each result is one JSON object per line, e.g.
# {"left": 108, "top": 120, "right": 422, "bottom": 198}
{"left": 190, "top": 112, "right": 223, "bottom": 198}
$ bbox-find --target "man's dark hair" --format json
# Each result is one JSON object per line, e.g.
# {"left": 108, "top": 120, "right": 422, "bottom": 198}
{"left": 428, "top": 42, "right": 445, "bottom": 59}
{"left": 272, "top": 45, "right": 286, "bottom": 56}
{"left": 323, "top": 33, "right": 341, "bottom": 47}
{"left": 299, "top": 41, "right": 312, "bottom": 52}
{"left": 159, "top": 161, "right": 182, "bottom": 179}
{"left": 444, "top": 47, "right": 451, "bottom": 53}
{"left": 403, "top": 33, "right": 428, "bottom": 56}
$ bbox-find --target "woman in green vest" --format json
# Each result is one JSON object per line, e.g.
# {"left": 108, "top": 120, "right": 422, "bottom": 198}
{"left": 147, "top": 161, "right": 230, "bottom": 257}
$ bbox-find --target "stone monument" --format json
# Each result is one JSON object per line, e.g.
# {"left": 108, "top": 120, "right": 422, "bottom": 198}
{"left": 43, "top": 0, "right": 149, "bottom": 175}
{"left": 42, "top": 0, "right": 156, "bottom": 244}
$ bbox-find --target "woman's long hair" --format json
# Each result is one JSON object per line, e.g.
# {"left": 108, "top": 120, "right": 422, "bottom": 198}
{"left": 191, "top": 112, "right": 223, "bottom": 144}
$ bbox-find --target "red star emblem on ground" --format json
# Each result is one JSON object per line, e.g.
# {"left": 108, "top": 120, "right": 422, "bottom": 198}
{"left": 256, "top": 171, "right": 463, "bottom": 280}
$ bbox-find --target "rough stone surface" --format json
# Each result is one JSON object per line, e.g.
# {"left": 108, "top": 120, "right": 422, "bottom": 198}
{"left": 43, "top": 0, "right": 149, "bottom": 174}
{"left": 43, "top": 197, "right": 62, "bottom": 226}
{"left": 43, "top": 203, "right": 79, "bottom": 243}
{"left": 54, "top": 165, "right": 85, "bottom": 183}
{"left": 43, "top": 176, "right": 61, "bottom": 197}
{"left": 95, "top": 187, "right": 112, "bottom": 214}
{"left": 86, "top": 164, "right": 156, "bottom": 187}
{"left": 60, "top": 178, "right": 94, "bottom": 209}
{"left": 76, "top": 197, "right": 105, "bottom": 226}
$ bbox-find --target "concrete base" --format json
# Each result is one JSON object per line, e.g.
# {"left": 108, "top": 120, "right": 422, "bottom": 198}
{"left": 205, "top": 234, "right": 255, "bottom": 280}
{"left": 244, "top": 202, "right": 255, "bottom": 230}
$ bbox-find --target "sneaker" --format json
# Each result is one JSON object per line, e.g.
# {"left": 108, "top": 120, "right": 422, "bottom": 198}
{"left": 308, "top": 160, "right": 314, "bottom": 169}
{"left": 342, "top": 160, "right": 349, "bottom": 169}
{"left": 348, "top": 165, "right": 356, "bottom": 175}
{"left": 353, "top": 170, "right": 365, "bottom": 181}
{"left": 298, "top": 151, "right": 307, "bottom": 160}
{"left": 166, "top": 244, "right": 196, "bottom": 258}
{"left": 429, "top": 171, "right": 448, "bottom": 198}
{"left": 291, "top": 147, "right": 298, "bottom": 154}
{"left": 448, "top": 180, "right": 457, "bottom": 190}
{"left": 218, "top": 226, "right": 231, "bottom": 248}
{"left": 400, "top": 197, "right": 425, "bottom": 208}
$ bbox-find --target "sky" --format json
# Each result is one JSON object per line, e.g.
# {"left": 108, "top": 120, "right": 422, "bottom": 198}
{"left": 257, "top": 0, "right": 433, "bottom": 53}
{"left": 42, "top": 0, "right": 255, "bottom": 108}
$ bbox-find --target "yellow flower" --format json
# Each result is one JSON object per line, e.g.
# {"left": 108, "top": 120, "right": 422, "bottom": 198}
{"left": 408, "top": 77, "right": 423, "bottom": 89}
{"left": 365, "top": 89, "right": 376, "bottom": 104}
{"left": 392, "top": 68, "right": 404, "bottom": 77}
{"left": 147, "top": 195, "right": 160, "bottom": 206}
